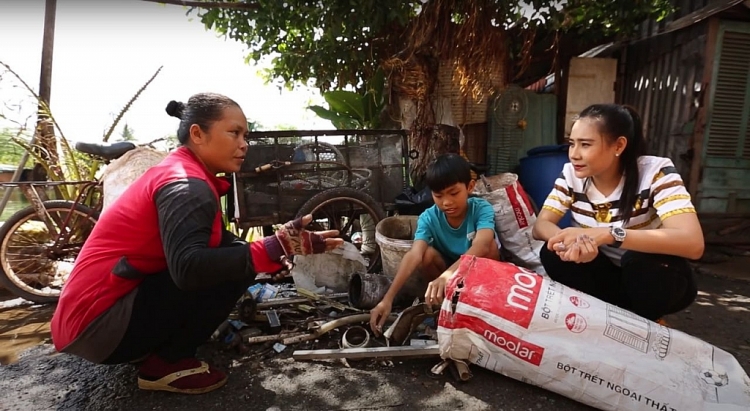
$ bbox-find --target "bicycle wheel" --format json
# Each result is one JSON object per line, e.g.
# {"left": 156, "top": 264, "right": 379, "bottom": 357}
{"left": 0, "top": 200, "right": 99, "bottom": 304}
{"left": 296, "top": 187, "right": 386, "bottom": 272}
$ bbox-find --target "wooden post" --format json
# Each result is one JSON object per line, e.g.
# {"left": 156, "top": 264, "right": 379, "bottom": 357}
{"left": 0, "top": 0, "right": 57, "bottom": 216}
{"left": 33, "top": 0, "right": 59, "bottom": 182}
{"left": 688, "top": 17, "right": 720, "bottom": 199}
{"left": 39, "top": 0, "right": 56, "bottom": 108}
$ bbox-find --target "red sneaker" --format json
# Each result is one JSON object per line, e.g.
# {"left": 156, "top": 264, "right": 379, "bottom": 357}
{"left": 137, "top": 355, "right": 227, "bottom": 394}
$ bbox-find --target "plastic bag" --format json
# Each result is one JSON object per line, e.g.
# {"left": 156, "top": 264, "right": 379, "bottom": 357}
{"left": 438, "top": 256, "right": 750, "bottom": 411}
{"left": 394, "top": 186, "right": 435, "bottom": 216}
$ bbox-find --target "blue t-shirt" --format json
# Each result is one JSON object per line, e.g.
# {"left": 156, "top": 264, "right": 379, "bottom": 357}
{"left": 413, "top": 197, "right": 497, "bottom": 264}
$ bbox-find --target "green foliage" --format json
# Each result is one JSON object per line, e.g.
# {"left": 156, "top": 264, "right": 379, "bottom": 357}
{"left": 192, "top": 0, "right": 673, "bottom": 91}
{"left": 118, "top": 123, "right": 137, "bottom": 142}
{"left": 0, "top": 129, "right": 26, "bottom": 166}
{"left": 196, "top": 0, "right": 417, "bottom": 92}
{"left": 307, "top": 68, "right": 386, "bottom": 129}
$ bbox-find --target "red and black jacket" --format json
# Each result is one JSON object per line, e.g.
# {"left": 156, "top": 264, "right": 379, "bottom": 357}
{"left": 51, "top": 147, "right": 281, "bottom": 352}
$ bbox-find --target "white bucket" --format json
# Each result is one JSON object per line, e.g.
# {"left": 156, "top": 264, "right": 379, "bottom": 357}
{"left": 375, "top": 215, "right": 425, "bottom": 297}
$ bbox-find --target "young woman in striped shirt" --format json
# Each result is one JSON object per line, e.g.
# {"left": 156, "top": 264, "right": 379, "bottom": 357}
{"left": 531, "top": 104, "right": 704, "bottom": 321}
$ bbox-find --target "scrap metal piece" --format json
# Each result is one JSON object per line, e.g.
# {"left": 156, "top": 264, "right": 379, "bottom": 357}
{"left": 246, "top": 332, "right": 307, "bottom": 345}
{"left": 453, "top": 360, "right": 473, "bottom": 381}
{"left": 383, "top": 303, "right": 438, "bottom": 346}
{"left": 430, "top": 359, "right": 451, "bottom": 376}
{"left": 297, "top": 288, "right": 361, "bottom": 312}
{"left": 266, "top": 310, "right": 281, "bottom": 328}
{"left": 292, "top": 345, "right": 440, "bottom": 361}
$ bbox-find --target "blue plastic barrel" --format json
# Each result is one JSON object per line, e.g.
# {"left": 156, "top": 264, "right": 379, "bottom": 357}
{"left": 518, "top": 144, "right": 572, "bottom": 228}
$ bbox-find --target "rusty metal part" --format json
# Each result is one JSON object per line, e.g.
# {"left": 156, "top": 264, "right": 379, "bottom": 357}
{"left": 282, "top": 313, "right": 396, "bottom": 345}
{"left": 452, "top": 360, "right": 473, "bottom": 381}
{"left": 383, "top": 303, "right": 437, "bottom": 346}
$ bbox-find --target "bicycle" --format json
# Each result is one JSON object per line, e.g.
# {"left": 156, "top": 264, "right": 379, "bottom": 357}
{"left": 0, "top": 141, "right": 138, "bottom": 303}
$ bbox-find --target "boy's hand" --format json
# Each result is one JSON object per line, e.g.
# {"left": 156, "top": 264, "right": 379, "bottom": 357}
{"left": 369, "top": 299, "right": 392, "bottom": 336}
{"left": 425, "top": 271, "right": 453, "bottom": 306}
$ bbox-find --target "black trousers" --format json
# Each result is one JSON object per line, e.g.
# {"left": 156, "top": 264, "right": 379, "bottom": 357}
{"left": 103, "top": 270, "right": 251, "bottom": 364}
{"left": 539, "top": 245, "right": 697, "bottom": 321}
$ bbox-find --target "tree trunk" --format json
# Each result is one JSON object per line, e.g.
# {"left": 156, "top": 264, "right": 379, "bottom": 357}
{"left": 408, "top": 124, "right": 460, "bottom": 189}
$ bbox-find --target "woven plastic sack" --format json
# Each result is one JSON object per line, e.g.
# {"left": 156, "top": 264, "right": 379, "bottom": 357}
{"left": 473, "top": 173, "right": 545, "bottom": 274}
{"left": 438, "top": 256, "right": 750, "bottom": 411}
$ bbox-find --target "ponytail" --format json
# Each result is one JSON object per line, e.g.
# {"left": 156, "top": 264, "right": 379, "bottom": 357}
{"left": 619, "top": 105, "right": 646, "bottom": 224}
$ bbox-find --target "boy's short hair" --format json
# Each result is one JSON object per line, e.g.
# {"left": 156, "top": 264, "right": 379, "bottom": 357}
{"left": 425, "top": 153, "right": 472, "bottom": 192}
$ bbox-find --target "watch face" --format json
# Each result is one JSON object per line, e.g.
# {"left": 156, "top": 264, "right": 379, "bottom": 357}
{"left": 613, "top": 227, "right": 626, "bottom": 240}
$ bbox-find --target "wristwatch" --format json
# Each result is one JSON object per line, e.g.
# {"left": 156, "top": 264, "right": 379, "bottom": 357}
{"left": 609, "top": 226, "right": 626, "bottom": 248}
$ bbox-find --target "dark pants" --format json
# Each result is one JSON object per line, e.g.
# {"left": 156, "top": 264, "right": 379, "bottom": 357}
{"left": 102, "top": 270, "right": 251, "bottom": 364}
{"left": 539, "top": 245, "right": 697, "bottom": 321}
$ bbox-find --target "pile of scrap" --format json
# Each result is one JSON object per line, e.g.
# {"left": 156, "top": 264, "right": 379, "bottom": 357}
{"left": 214, "top": 282, "right": 445, "bottom": 369}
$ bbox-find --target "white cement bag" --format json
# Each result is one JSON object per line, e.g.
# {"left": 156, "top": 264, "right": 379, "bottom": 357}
{"left": 438, "top": 256, "right": 750, "bottom": 411}
{"left": 100, "top": 147, "right": 167, "bottom": 211}
{"left": 473, "top": 174, "right": 546, "bottom": 274}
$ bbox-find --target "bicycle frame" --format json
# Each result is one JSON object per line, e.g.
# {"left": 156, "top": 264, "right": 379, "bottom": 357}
{"left": 0, "top": 180, "right": 102, "bottom": 255}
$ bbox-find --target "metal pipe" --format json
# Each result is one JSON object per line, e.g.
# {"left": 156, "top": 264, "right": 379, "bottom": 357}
{"left": 341, "top": 326, "right": 371, "bottom": 349}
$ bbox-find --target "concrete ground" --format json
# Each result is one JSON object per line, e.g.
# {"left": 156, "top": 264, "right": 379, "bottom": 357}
{"left": 0, "top": 255, "right": 748, "bottom": 411}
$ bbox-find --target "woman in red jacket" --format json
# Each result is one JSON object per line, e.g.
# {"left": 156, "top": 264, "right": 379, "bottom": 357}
{"left": 51, "top": 92, "right": 342, "bottom": 394}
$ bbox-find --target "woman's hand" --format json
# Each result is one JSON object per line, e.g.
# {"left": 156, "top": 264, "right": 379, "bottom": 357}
{"left": 276, "top": 214, "right": 344, "bottom": 255}
{"left": 547, "top": 227, "right": 590, "bottom": 252}
{"left": 558, "top": 235, "right": 599, "bottom": 263}
{"left": 264, "top": 214, "right": 345, "bottom": 263}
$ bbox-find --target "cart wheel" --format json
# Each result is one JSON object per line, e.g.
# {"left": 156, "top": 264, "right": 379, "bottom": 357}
{"left": 296, "top": 187, "right": 386, "bottom": 272}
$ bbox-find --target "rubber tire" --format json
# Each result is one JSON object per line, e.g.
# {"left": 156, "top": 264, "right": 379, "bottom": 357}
{"left": 296, "top": 187, "right": 386, "bottom": 272}
{"left": 0, "top": 200, "right": 99, "bottom": 304}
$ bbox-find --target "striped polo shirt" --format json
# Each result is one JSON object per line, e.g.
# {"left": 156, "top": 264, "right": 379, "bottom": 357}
{"left": 542, "top": 155, "right": 696, "bottom": 264}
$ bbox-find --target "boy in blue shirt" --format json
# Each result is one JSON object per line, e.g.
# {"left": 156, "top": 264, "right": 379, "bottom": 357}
{"left": 370, "top": 154, "right": 499, "bottom": 335}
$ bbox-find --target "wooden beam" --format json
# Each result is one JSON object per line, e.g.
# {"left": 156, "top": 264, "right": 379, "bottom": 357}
{"left": 292, "top": 345, "right": 441, "bottom": 361}
{"left": 688, "top": 17, "right": 719, "bottom": 198}
{"left": 141, "top": 0, "right": 259, "bottom": 10}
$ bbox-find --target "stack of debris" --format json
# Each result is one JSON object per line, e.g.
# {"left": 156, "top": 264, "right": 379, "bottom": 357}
{"left": 211, "top": 279, "right": 469, "bottom": 379}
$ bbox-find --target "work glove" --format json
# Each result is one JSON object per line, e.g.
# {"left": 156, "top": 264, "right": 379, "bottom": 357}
{"left": 263, "top": 214, "right": 343, "bottom": 265}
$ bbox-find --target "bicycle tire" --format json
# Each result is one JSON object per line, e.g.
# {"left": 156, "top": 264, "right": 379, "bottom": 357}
{"left": 0, "top": 200, "right": 99, "bottom": 304}
{"left": 296, "top": 187, "right": 386, "bottom": 273}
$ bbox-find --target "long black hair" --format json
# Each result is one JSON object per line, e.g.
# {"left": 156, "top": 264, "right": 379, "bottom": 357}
{"left": 577, "top": 104, "right": 647, "bottom": 224}
{"left": 165, "top": 93, "right": 240, "bottom": 145}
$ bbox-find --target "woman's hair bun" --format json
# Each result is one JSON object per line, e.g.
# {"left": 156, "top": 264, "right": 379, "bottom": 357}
{"left": 165, "top": 100, "right": 185, "bottom": 119}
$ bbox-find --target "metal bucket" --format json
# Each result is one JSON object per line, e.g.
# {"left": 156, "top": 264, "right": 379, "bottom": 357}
{"left": 348, "top": 272, "right": 393, "bottom": 309}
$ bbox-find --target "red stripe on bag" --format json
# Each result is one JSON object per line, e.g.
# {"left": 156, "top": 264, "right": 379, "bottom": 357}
{"left": 505, "top": 183, "right": 528, "bottom": 228}
{"left": 442, "top": 312, "right": 544, "bottom": 366}
{"left": 515, "top": 182, "right": 534, "bottom": 214}
{"left": 441, "top": 257, "right": 542, "bottom": 331}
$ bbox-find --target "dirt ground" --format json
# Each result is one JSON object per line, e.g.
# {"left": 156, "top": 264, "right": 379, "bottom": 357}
{"left": 0, "top": 258, "right": 749, "bottom": 411}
